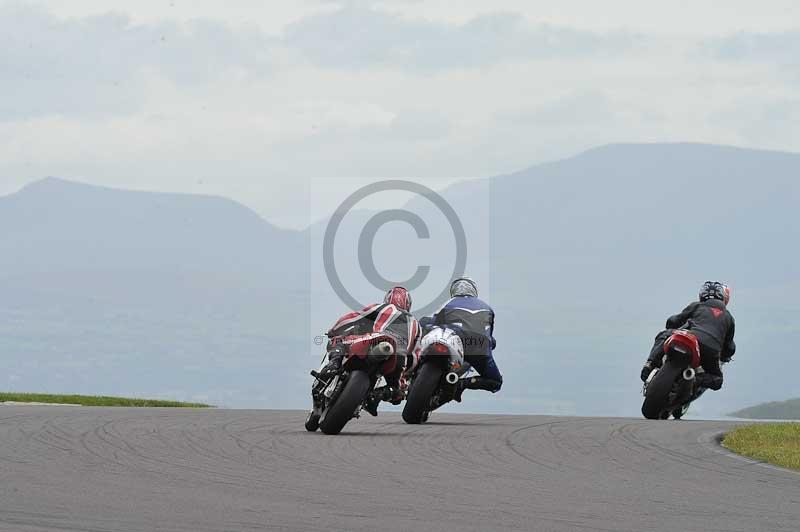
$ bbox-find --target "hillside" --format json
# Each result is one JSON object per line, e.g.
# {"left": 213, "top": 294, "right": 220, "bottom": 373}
{"left": 731, "top": 399, "right": 800, "bottom": 420}
{"left": 0, "top": 178, "right": 309, "bottom": 408}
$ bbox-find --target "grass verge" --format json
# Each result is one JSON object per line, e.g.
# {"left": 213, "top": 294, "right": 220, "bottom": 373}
{"left": 723, "top": 423, "right": 800, "bottom": 470}
{"left": 0, "top": 392, "right": 212, "bottom": 408}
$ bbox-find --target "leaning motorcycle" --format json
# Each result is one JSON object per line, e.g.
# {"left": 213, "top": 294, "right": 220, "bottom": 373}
{"left": 402, "top": 326, "right": 469, "bottom": 424}
{"left": 641, "top": 330, "right": 706, "bottom": 420}
{"left": 305, "top": 331, "right": 401, "bottom": 435}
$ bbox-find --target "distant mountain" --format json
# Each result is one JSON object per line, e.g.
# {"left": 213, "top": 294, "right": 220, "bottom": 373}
{"left": 2, "top": 143, "right": 799, "bottom": 415}
{"left": 0, "top": 178, "right": 309, "bottom": 407}
{"left": 731, "top": 399, "right": 800, "bottom": 420}
{"left": 0, "top": 177, "right": 302, "bottom": 277}
{"left": 1, "top": 177, "right": 308, "bottom": 310}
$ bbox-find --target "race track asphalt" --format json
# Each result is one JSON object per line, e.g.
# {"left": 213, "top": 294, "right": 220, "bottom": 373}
{"left": 0, "top": 407, "right": 797, "bottom": 532}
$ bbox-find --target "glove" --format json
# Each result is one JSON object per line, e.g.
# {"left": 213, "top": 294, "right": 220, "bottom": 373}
{"left": 640, "top": 362, "right": 654, "bottom": 382}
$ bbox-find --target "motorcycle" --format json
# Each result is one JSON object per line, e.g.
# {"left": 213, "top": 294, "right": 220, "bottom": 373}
{"left": 305, "top": 331, "right": 401, "bottom": 435}
{"left": 641, "top": 330, "right": 706, "bottom": 420}
{"left": 402, "top": 326, "right": 469, "bottom": 424}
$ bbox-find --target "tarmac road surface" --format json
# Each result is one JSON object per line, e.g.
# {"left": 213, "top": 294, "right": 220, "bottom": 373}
{"left": 0, "top": 407, "right": 798, "bottom": 531}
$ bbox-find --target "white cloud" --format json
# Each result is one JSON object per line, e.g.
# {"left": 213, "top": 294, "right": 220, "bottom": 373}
{"left": 0, "top": 3, "right": 279, "bottom": 120}
{"left": 283, "top": 7, "right": 640, "bottom": 71}
{"left": 1, "top": 1, "right": 799, "bottom": 229}
{"left": 374, "top": 0, "right": 800, "bottom": 35}
{"left": 710, "top": 98, "right": 800, "bottom": 148}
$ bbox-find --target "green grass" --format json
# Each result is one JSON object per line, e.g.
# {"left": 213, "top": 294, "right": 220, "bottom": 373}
{"left": 723, "top": 423, "right": 800, "bottom": 470}
{"left": 0, "top": 392, "right": 212, "bottom": 408}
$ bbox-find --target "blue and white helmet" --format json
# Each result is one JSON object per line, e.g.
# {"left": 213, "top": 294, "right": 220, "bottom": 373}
{"left": 450, "top": 277, "right": 478, "bottom": 298}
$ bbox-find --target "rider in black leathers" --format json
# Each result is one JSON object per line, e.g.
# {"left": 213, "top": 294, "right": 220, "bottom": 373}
{"left": 640, "top": 281, "right": 736, "bottom": 391}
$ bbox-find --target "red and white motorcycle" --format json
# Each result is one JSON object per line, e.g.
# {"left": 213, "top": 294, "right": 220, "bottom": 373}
{"left": 306, "top": 331, "right": 402, "bottom": 435}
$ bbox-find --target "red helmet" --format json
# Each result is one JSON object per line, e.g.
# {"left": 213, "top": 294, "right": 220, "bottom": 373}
{"left": 384, "top": 286, "right": 412, "bottom": 312}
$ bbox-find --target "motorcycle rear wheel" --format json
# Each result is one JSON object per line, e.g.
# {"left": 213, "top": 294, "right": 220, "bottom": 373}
{"left": 642, "top": 361, "right": 682, "bottom": 420}
{"left": 402, "top": 363, "right": 443, "bottom": 424}
{"left": 319, "top": 370, "right": 371, "bottom": 435}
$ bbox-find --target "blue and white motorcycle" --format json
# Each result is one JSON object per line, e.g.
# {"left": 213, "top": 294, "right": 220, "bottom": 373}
{"left": 402, "top": 326, "right": 471, "bottom": 424}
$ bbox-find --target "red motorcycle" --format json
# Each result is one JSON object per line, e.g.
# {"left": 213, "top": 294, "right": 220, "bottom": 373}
{"left": 641, "top": 330, "right": 705, "bottom": 420}
{"left": 305, "top": 331, "right": 401, "bottom": 435}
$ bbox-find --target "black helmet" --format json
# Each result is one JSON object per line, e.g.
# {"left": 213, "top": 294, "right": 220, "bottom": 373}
{"left": 450, "top": 277, "right": 478, "bottom": 298}
{"left": 699, "top": 281, "right": 730, "bottom": 305}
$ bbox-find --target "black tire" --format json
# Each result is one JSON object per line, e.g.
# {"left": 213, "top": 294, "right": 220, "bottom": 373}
{"left": 402, "top": 363, "right": 443, "bottom": 424}
{"left": 319, "top": 370, "right": 371, "bottom": 435}
{"left": 304, "top": 410, "right": 320, "bottom": 432}
{"left": 642, "top": 361, "right": 682, "bottom": 420}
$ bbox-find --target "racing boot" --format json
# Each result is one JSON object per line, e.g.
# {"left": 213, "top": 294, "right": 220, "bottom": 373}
{"left": 363, "top": 386, "right": 402, "bottom": 416}
{"left": 364, "top": 388, "right": 383, "bottom": 417}
{"left": 695, "top": 372, "right": 723, "bottom": 391}
{"left": 363, "top": 394, "right": 380, "bottom": 417}
{"left": 464, "top": 376, "right": 502, "bottom": 392}
{"left": 318, "top": 346, "right": 345, "bottom": 379}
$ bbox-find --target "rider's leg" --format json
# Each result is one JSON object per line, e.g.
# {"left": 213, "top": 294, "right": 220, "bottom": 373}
{"left": 460, "top": 343, "right": 503, "bottom": 398}
{"left": 382, "top": 369, "right": 403, "bottom": 403}
{"left": 319, "top": 345, "right": 345, "bottom": 377}
{"left": 697, "top": 345, "right": 723, "bottom": 391}
{"left": 364, "top": 366, "right": 404, "bottom": 416}
{"left": 641, "top": 329, "right": 674, "bottom": 381}
{"left": 647, "top": 329, "right": 674, "bottom": 366}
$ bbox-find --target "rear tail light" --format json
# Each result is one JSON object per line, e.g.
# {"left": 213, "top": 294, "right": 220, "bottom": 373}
{"left": 431, "top": 342, "right": 449, "bottom": 354}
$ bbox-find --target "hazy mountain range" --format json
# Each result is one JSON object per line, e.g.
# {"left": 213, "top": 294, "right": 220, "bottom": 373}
{"left": 731, "top": 398, "right": 800, "bottom": 420}
{"left": 2, "top": 143, "right": 798, "bottom": 417}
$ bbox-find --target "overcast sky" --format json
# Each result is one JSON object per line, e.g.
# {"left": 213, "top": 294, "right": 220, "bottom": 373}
{"left": 2, "top": 0, "right": 799, "bottom": 228}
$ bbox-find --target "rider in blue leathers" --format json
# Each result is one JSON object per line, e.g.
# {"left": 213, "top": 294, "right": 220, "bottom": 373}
{"left": 419, "top": 278, "right": 502, "bottom": 401}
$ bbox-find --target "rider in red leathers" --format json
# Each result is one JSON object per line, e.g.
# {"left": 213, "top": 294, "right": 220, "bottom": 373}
{"left": 317, "top": 286, "right": 420, "bottom": 416}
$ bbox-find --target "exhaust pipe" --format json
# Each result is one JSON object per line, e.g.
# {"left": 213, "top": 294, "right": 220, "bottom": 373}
{"left": 682, "top": 367, "right": 696, "bottom": 381}
{"left": 376, "top": 341, "right": 394, "bottom": 356}
{"left": 445, "top": 372, "right": 459, "bottom": 385}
